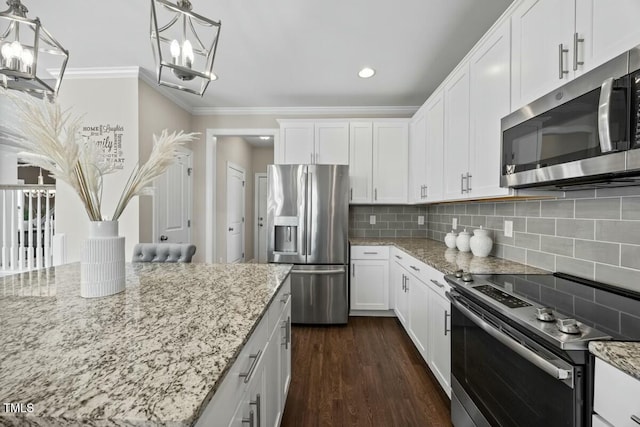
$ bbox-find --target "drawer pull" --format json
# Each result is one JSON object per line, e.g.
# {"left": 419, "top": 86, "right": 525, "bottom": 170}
{"left": 242, "top": 410, "right": 254, "bottom": 427}
{"left": 239, "top": 350, "right": 262, "bottom": 383}
{"left": 280, "top": 292, "right": 290, "bottom": 304}
{"left": 430, "top": 279, "right": 445, "bottom": 288}
{"left": 363, "top": 251, "right": 378, "bottom": 255}
{"left": 632, "top": 415, "right": 640, "bottom": 425}
{"left": 281, "top": 317, "right": 291, "bottom": 349}
{"left": 250, "top": 394, "right": 261, "bottom": 427}
{"left": 395, "top": 255, "right": 402, "bottom": 259}
{"left": 410, "top": 265, "right": 420, "bottom": 272}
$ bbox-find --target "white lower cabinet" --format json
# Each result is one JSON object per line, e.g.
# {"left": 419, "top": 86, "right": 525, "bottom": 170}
{"left": 391, "top": 248, "right": 451, "bottom": 398}
{"left": 196, "top": 278, "right": 291, "bottom": 427}
{"left": 593, "top": 357, "right": 640, "bottom": 427}
{"left": 350, "top": 246, "right": 390, "bottom": 311}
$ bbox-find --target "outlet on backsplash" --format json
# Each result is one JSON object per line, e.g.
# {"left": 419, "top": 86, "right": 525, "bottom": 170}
{"left": 452, "top": 217, "right": 458, "bottom": 230}
{"left": 504, "top": 220, "right": 513, "bottom": 237}
{"left": 369, "top": 215, "right": 376, "bottom": 225}
{"left": 418, "top": 215, "right": 425, "bottom": 225}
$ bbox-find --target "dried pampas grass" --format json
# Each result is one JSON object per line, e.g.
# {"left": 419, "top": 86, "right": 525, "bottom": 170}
{"left": 0, "top": 88, "right": 198, "bottom": 221}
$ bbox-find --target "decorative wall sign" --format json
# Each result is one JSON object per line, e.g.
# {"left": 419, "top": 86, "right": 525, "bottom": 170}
{"left": 80, "top": 124, "right": 125, "bottom": 169}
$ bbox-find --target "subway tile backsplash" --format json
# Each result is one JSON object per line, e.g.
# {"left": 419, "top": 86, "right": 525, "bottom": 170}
{"left": 427, "top": 187, "right": 640, "bottom": 292}
{"left": 350, "top": 205, "right": 428, "bottom": 239}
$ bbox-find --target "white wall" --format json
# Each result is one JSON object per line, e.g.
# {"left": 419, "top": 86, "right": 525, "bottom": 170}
{"left": 0, "top": 97, "right": 18, "bottom": 185}
{"left": 56, "top": 77, "right": 140, "bottom": 263}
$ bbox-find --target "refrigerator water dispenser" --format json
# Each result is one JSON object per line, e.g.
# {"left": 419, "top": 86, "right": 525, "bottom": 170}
{"left": 274, "top": 225, "right": 297, "bottom": 253}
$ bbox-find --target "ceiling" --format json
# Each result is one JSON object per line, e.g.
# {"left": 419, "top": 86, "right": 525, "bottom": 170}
{"left": 25, "top": 0, "right": 513, "bottom": 111}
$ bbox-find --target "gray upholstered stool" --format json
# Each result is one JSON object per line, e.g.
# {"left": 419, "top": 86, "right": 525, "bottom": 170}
{"left": 132, "top": 243, "right": 196, "bottom": 263}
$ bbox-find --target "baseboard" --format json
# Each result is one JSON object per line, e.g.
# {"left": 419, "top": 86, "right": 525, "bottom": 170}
{"left": 349, "top": 309, "right": 397, "bottom": 317}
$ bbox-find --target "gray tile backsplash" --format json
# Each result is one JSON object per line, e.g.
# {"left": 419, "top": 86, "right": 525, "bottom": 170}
{"left": 426, "top": 187, "right": 640, "bottom": 292}
{"left": 350, "top": 205, "right": 428, "bottom": 238}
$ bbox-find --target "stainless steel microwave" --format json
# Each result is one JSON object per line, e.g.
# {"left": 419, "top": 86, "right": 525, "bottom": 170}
{"left": 501, "top": 46, "right": 640, "bottom": 190}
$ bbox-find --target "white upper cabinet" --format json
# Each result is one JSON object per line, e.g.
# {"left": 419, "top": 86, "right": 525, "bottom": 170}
{"left": 409, "top": 106, "right": 427, "bottom": 203}
{"left": 349, "top": 122, "right": 374, "bottom": 203}
{"left": 424, "top": 90, "right": 445, "bottom": 203}
{"left": 372, "top": 121, "right": 409, "bottom": 204}
{"left": 574, "top": 0, "right": 640, "bottom": 77}
{"left": 468, "top": 20, "right": 511, "bottom": 199}
{"left": 443, "top": 62, "right": 471, "bottom": 201}
{"left": 512, "top": 0, "right": 640, "bottom": 110}
{"left": 511, "top": 0, "right": 575, "bottom": 110}
{"left": 277, "top": 120, "right": 349, "bottom": 165}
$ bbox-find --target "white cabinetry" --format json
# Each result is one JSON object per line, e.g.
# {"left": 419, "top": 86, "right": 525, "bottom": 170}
{"left": 277, "top": 120, "right": 349, "bottom": 165}
{"left": 409, "top": 106, "right": 427, "bottom": 203}
{"left": 348, "top": 120, "right": 409, "bottom": 204}
{"left": 350, "top": 246, "right": 389, "bottom": 311}
{"left": 468, "top": 20, "right": 511, "bottom": 199}
{"left": 390, "top": 250, "right": 409, "bottom": 326}
{"left": 195, "top": 278, "right": 291, "bottom": 427}
{"left": 424, "top": 90, "right": 445, "bottom": 202}
{"left": 511, "top": 0, "right": 640, "bottom": 110}
{"left": 593, "top": 357, "right": 640, "bottom": 427}
{"left": 443, "top": 62, "right": 471, "bottom": 201}
{"left": 427, "top": 276, "right": 451, "bottom": 397}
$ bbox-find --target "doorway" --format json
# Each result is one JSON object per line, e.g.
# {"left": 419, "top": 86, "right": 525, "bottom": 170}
{"left": 154, "top": 147, "right": 193, "bottom": 243}
{"left": 226, "top": 162, "right": 245, "bottom": 263}
{"left": 254, "top": 173, "right": 268, "bottom": 263}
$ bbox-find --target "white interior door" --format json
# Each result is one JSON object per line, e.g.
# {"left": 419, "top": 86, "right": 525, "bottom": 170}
{"left": 255, "top": 173, "right": 268, "bottom": 263}
{"left": 227, "top": 162, "right": 245, "bottom": 263}
{"left": 155, "top": 148, "right": 192, "bottom": 243}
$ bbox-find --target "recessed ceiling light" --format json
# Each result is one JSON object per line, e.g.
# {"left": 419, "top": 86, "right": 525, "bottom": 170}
{"left": 358, "top": 67, "right": 376, "bottom": 78}
{"left": 259, "top": 136, "right": 270, "bottom": 140}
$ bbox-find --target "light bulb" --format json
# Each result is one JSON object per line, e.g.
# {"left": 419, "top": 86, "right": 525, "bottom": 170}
{"left": 182, "top": 39, "right": 194, "bottom": 68}
{"left": 10, "top": 41, "right": 23, "bottom": 58}
{"left": 170, "top": 39, "right": 180, "bottom": 61}
{"left": 21, "top": 49, "right": 33, "bottom": 66}
{"left": 1, "top": 42, "right": 12, "bottom": 59}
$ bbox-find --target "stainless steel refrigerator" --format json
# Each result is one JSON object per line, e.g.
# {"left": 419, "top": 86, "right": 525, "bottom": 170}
{"left": 267, "top": 164, "right": 349, "bottom": 324}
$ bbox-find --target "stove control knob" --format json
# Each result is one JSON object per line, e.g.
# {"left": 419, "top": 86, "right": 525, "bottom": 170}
{"left": 454, "top": 269, "right": 464, "bottom": 278}
{"left": 557, "top": 318, "right": 581, "bottom": 335}
{"left": 536, "top": 307, "right": 555, "bottom": 322}
{"left": 462, "top": 272, "right": 474, "bottom": 283}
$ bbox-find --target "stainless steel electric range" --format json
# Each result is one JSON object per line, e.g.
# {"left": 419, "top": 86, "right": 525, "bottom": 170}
{"left": 445, "top": 272, "right": 640, "bottom": 427}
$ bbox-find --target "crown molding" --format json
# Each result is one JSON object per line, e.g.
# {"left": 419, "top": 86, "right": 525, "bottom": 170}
{"left": 48, "top": 66, "right": 140, "bottom": 79}
{"left": 136, "top": 69, "right": 193, "bottom": 113}
{"left": 191, "top": 105, "right": 419, "bottom": 116}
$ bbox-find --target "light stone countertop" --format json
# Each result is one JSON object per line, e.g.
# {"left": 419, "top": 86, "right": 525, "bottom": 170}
{"left": 589, "top": 341, "right": 640, "bottom": 381}
{"left": 0, "top": 262, "right": 292, "bottom": 426}
{"left": 349, "top": 237, "right": 548, "bottom": 275}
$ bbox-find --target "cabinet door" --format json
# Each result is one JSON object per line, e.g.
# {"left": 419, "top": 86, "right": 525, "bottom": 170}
{"left": 511, "top": 0, "right": 574, "bottom": 109}
{"left": 315, "top": 121, "right": 349, "bottom": 165}
{"left": 264, "top": 326, "right": 281, "bottom": 427}
{"left": 372, "top": 121, "right": 409, "bottom": 204}
{"left": 230, "top": 365, "right": 265, "bottom": 427}
{"left": 575, "top": 0, "right": 640, "bottom": 76}
{"left": 409, "top": 108, "right": 427, "bottom": 203}
{"left": 407, "top": 274, "right": 429, "bottom": 360}
{"left": 425, "top": 91, "right": 445, "bottom": 203}
{"left": 280, "top": 122, "right": 315, "bottom": 164}
{"left": 428, "top": 290, "right": 451, "bottom": 397}
{"left": 350, "top": 259, "right": 389, "bottom": 310}
{"left": 469, "top": 21, "right": 511, "bottom": 199}
{"left": 349, "top": 122, "right": 373, "bottom": 203}
{"left": 391, "top": 260, "right": 409, "bottom": 327}
{"left": 443, "top": 63, "right": 471, "bottom": 200}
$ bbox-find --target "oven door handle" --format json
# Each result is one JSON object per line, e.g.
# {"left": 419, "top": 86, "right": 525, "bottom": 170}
{"left": 449, "top": 295, "right": 573, "bottom": 385}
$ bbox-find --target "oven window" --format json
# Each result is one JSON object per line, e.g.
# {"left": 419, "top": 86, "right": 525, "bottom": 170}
{"left": 503, "top": 84, "right": 628, "bottom": 175}
{"left": 452, "top": 305, "right": 580, "bottom": 427}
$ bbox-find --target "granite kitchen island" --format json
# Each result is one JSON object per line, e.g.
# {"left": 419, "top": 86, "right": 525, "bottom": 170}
{"left": 0, "top": 262, "right": 292, "bottom": 426}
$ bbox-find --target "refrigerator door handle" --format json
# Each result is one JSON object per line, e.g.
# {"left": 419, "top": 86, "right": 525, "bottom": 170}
{"left": 307, "top": 171, "right": 313, "bottom": 257}
{"left": 301, "top": 170, "right": 308, "bottom": 256}
{"left": 291, "top": 268, "right": 346, "bottom": 275}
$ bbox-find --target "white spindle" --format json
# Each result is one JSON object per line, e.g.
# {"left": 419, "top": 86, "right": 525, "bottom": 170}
{"left": 36, "top": 191, "right": 42, "bottom": 269}
{"left": 1, "top": 190, "right": 6, "bottom": 270}
{"left": 17, "top": 189, "right": 24, "bottom": 270}
{"left": 10, "top": 190, "right": 16, "bottom": 270}
{"left": 27, "top": 192, "right": 33, "bottom": 270}
{"left": 44, "top": 191, "right": 51, "bottom": 268}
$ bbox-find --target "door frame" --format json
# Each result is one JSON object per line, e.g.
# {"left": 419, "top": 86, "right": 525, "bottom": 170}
{"left": 254, "top": 172, "right": 268, "bottom": 263}
{"left": 204, "top": 128, "right": 279, "bottom": 263}
{"left": 226, "top": 161, "right": 246, "bottom": 263}
{"left": 153, "top": 146, "right": 193, "bottom": 244}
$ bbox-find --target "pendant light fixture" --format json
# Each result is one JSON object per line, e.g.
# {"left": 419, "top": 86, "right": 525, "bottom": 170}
{"left": 150, "top": 0, "right": 221, "bottom": 97}
{"left": 0, "top": 0, "right": 69, "bottom": 96}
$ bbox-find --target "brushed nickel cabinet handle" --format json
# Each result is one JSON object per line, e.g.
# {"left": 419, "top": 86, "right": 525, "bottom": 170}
{"left": 250, "top": 394, "right": 261, "bottom": 427}
{"left": 573, "top": 32, "right": 584, "bottom": 71}
{"left": 466, "top": 172, "right": 472, "bottom": 192}
{"left": 444, "top": 310, "right": 451, "bottom": 336}
{"left": 242, "top": 410, "right": 254, "bottom": 427}
{"left": 430, "top": 279, "right": 444, "bottom": 288}
{"left": 558, "top": 43, "right": 569, "bottom": 79}
{"left": 461, "top": 174, "right": 467, "bottom": 194}
{"left": 395, "top": 255, "right": 402, "bottom": 259}
{"left": 630, "top": 414, "right": 640, "bottom": 425}
{"left": 374, "top": 188, "right": 377, "bottom": 201}
{"left": 363, "top": 251, "right": 378, "bottom": 255}
{"left": 239, "top": 350, "right": 262, "bottom": 383}
{"left": 410, "top": 265, "right": 420, "bottom": 272}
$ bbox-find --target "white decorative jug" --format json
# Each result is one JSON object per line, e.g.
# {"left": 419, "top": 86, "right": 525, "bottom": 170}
{"left": 470, "top": 226, "right": 493, "bottom": 257}
{"left": 456, "top": 229, "right": 471, "bottom": 252}
{"left": 81, "top": 221, "right": 126, "bottom": 298}
{"left": 444, "top": 231, "right": 458, "bottom": 249}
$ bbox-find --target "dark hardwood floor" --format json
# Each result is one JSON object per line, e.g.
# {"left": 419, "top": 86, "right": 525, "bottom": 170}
{"left": 281, "top": 317, "right": 452, "bottom": 427}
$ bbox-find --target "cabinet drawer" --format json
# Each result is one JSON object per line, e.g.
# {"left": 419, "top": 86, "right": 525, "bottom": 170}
{"left": 351, "top": 245, "right": 389, "bottom": 260}
{"left": 594, "top": 358, "right": 640, "bottom": 427}
{"left": 268, "top": 277, "right": 291, "bottom": 332}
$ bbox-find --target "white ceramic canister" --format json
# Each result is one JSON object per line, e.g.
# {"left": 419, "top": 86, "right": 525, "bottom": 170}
{"left": 456, "top": 229, "right": 471, "bottom": 252}
{"left": 444, "top": 230, "right": 458, "bottom": 249}
{"left": 470, "top": 226, "right": 493, "bottom": 257}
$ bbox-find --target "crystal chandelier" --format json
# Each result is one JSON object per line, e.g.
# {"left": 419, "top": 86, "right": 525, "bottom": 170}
{"left": 150, "top": 0, "right": 221, "bottom": 96}
{"left": 0, "top": 0, "right": 68, "bottom": 96}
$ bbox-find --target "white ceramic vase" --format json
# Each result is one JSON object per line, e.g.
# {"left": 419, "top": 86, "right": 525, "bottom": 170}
{"left": 81, "top": 221, "right": 126, "bottom": 298}
{"left": 456, "top": 229, "right": 471, "bottom": 252}
{"left": 470, "top": 226, "right": 493, "bottom": 257}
